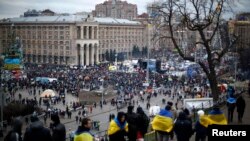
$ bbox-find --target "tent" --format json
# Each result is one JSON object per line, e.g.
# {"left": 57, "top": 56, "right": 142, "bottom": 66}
{"left": 40, "top": 89, "right": 57, "bottom": 98}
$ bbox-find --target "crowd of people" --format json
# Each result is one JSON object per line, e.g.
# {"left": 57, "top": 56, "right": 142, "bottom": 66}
{"left": 1, "top": 62, "right": 249, "bottom": 141}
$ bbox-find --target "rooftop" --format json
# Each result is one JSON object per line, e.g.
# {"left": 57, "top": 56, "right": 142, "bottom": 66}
{"left": 0, "top": 15, "right": 141, "bottom": 25}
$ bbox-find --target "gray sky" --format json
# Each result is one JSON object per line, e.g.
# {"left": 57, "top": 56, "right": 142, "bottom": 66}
{"left": 0, "top": 0, "right": 249, "bottom": 19}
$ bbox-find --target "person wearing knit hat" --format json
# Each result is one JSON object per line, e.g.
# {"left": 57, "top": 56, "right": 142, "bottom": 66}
{"left": 194, "top": 110, "right": 207, "bottom": 141}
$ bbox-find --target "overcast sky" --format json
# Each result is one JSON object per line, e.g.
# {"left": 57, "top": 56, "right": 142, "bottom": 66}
{"left": 0, "top": 0, "right": 249, "bottom": 19}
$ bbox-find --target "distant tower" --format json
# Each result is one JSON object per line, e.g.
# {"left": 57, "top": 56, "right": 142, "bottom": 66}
{"left": 111, "top": 0, "right": 117, "bottom": 18}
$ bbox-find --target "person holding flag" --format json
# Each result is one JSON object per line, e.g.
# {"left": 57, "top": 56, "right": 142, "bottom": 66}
{"left": 151, "top": 105, "right": 174, "bottom": 141}
{"left": 108, "top": 112, "right": 128, "bottom": 141}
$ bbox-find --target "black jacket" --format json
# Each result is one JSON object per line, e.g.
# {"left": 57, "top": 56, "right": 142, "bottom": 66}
{"left": 126, "top": 112, "right": 138, "bottom": 141}
{"left": 174, "top": 113, "right": 193, "bottom": 141}
{"left": 23, "top": 121, "right": 52, "bottom": 141}
{"left": 52, "top": 123, "right": 66, "bottom": 141}
{"left": 194, "top": 121, "right": 207, "bottom": 138}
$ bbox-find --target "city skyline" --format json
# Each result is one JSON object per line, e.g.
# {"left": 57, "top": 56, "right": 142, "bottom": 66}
{"left": 0, "top": 0, "right": 153, "bottom": 19}
{"left": 1, "top": 0, "right": 249, "bottom": 20}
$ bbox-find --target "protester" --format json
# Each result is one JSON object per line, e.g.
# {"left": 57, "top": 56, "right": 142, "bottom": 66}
{"left": 23, "top": 113, "right": 52, "bottom": 141}
{"left": 174, "top": 112, "right": 193, "bottom": 141}
{"left": 194, "top": 110, "right": 207, "bottom": 141}
{"left": 4, "top": 117, "right": 23, "bottom": 141}
{"left": 108, "top": 112, "right": 128, "bottom": 141}
{"left": 236, "top": 95, "right": 246, "bottom": 123}
{"left": 51, "top": 114, "right": 66, "bottom": 141}
{"left": 227, "top": 97, "right": 236, "bottom": 123}
{"left": 73, "top": 118, "right": 94, "bottom": 141}
{"left": 126, "top": 105, "right": 138, "bottom": 141}
{"left": 136, "top": 107, "right": 149, "bottom": 139}
{"left": 151, "top": 105, "right": 174, "bottom": 141}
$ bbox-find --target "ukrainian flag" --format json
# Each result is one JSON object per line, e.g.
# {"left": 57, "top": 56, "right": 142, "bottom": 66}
{"left": 208, "top": 109, "right": 227, "bottom": 125}
{"left": 199, "top": 109, "right": 227, "bottom": 127}
{"left": 199, "top": 115, "right": 211, "bottom": 127}
{"left": 108, "top": 118, "right": 128, "bottom": 135}
{"left": 151, "top": 109, "right": 174, "bottom": 133}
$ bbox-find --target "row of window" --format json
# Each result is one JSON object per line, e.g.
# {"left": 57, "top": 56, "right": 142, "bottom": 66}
{"left": 99, "top": 39, "right": 143, "bottom": 43}
{"left": 1, "top": 26, "right": 70, "bottom": 30}
{"left": 23, "top": 45, "right": 70, "bottom": 50}
{"left": 24, "top": 49, "right": 71, "bottom": 55}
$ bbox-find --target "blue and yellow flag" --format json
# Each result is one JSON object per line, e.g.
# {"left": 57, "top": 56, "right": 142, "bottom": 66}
{"left": 108, "top": 119, "right": 128, "bottom": 135}
{"left": 199, "top": 109, "right": 227, "bottom": 127}
{"left": 151, "top": 109, "right": 173, "bottom": 133}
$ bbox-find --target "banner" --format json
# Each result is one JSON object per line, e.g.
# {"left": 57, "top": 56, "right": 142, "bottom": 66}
{"left": 4, "top": 64, "right": 21, "bottom": 70}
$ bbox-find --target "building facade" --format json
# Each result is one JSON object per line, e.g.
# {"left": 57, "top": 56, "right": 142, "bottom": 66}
{"left": 0, "top": 15, "right": 147, "bottom": 66}
{"left": 92, "top": 0, "right": 137, "bottom": 20}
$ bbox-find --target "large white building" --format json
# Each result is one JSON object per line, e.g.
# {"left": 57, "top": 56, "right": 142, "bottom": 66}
{"left": 0, "top": 14, "right": 152, "bottom": 66}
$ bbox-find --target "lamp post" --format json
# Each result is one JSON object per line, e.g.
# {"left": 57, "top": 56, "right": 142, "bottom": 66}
{"left": 0, "top": 56, "right": 4, "bottom": 137}
{"left": 115, "top": 53, "right": 118, "bottom": 67}
{"left": 100, "top": 78, "right": 104, "bottom": 106}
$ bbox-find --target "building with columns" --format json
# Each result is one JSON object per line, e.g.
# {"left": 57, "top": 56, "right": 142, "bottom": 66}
{"left": 0, "top": 14, "right": 148, "bottom": 66}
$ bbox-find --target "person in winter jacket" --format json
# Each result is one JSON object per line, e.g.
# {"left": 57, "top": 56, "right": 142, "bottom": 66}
{"left": 151, "top": 105, "right": 174, "bottom": 141}
{"left": 126, "top": 105, "right": 138, "bottom": 141}
{"left": 23, "top": 114, "right": 52, "bottom": 141}
{"left": 236, "top": 95, "right": 245, "bottom": 123}
{"left": 136, "top": 107, "right": 149, "bottom": 138}
{"left": 108, "top": 112, "right": 128, "bottom": 141}
{"left": 194, "top": 110, "right": 207, "bottom": 141}
{"left": 74, "top": 118, "right": 93, "bottom": 141}
{"left": 51, "top": 114, "right": 66, "bottom": 141}
{"left": 4, "top": 117, "right": 23, "bottom": 141}
{"left": 174, "top": 112, "right": 193, "bottom": 141}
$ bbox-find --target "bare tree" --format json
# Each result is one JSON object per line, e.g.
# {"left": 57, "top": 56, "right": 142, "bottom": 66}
{"left": 151, "top": 0, "right": 237, "bottom": 102}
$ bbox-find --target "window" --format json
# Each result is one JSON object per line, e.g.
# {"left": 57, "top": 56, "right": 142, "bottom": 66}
{"left": 66, "top": 46, "right": 70, "bottom": 50}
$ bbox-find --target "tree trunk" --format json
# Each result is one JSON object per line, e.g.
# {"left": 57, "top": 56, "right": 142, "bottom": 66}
{"left": 208, "top": 68, "right": 220, "bottom": 103}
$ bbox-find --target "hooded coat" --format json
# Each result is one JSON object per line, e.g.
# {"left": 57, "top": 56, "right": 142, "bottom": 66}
{"left": 108, "top": 112, "right": 128, "bottom": 141}
{"left": 23, "top": 120, "right": 52, "bottom": 141}
{"left": 174, "top": 112, "right": 193, "bottom": 141}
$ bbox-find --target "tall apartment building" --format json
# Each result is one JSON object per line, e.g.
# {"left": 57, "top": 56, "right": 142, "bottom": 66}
{"left": 0, "top": 15, "right": 147, "bottom": 66}
{"left": 232, "top": 13, "right": 250, "bottom": 49}
{"left": 92, "top": 0, "right": 137, "bottom": 20}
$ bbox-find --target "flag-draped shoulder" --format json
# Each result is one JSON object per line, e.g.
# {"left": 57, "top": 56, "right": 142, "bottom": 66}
{"left": 199, "top": 109, "right": 227, "bottom": 127}
{"left": 151, "top": 109, "right": 174, "bottom": 133}
{"left": 108, "top": 118, "right": 128, "bottom": 135}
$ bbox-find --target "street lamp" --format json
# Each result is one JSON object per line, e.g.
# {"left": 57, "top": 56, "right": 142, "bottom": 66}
{"left": 115, "top": 53, "right": 118, "bottom": 67}
{"left": 0, "top": 55, "right": 4, "bottom": 137}
{"left": 100, "top": 78, "right": 104, "bottom": 106}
